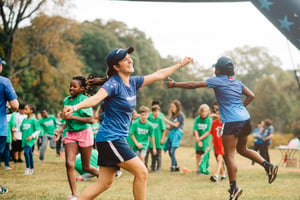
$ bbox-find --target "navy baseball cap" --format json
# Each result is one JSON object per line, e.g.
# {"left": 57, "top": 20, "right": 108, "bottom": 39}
{"left": 106, "top": 47, "right": 134, "bottom": 68}
{"left": 0, "top": 57, "right": 6, "bottom": 65}
{"left": 212, "top": 56, "right": 234, "bottom": 70}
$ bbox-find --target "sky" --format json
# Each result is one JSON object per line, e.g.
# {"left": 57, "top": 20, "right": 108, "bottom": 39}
{"left": 67, "top": 0, "right": 300, "bottom": 70}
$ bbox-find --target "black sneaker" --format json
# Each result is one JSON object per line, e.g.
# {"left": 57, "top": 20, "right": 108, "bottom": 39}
{"left": 229, "top": 187, "right": 242, "bottom": 200}
{"left": 0, "top": 185, "right": 8, "bottom": 194}
{"left": 210, "top": 175, "right": 218, "bottom": 182}
{"left": 266, "top": 164, "right": 278, "bottom": 184}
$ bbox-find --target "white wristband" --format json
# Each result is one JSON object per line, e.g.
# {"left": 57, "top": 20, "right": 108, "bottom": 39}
{"left": 72, "top": 105, "right": 77, "bottom": 112}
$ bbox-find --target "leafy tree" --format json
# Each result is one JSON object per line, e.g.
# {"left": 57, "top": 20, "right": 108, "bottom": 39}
{"left": 12, "top": 14, "right": 83, "bottom": 113}
{"left": 0, "top": 0, "right": 69, "bottom": 76}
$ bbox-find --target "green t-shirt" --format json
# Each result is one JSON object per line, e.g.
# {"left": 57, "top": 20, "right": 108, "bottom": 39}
{"left": 130, "top": 120, "right": 154, "bottom": 152}
{"left": 21, "top": 117, "right": 40, "bottom": 148}
{"left": 75, "top": 149, "right": 98, "bottom": 175}
{"left": 63, "top": 94, "right": 93, "bottom": 132}
{"left": 193, "top": 116, "right": 212, "bottom": 151}
{"left": 6, "top": 113, "right": 16, "bottom": 143}
{"left": 126, "top": 118, "right": 138, "bottom": 147}
{"left": 148, "top": 116, "right": 166, "bottom": 149}
{"left": 39, "top": 114, "right": 57, "bottom": 136}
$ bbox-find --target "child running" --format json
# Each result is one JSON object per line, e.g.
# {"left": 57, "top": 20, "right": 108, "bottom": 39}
{"left": 63, "top": 47, "right": 193, "bottom": 200}
{"left": 20, "top": 104, "right": 41, "bottom": 175}
{"left": 54, "top": 76, "right": 99, "bottom": 200}
{"left": 164, "top": 56, "right": 278, "bottom": 200}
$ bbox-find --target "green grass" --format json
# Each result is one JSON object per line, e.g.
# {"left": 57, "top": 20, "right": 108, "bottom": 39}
{"left": 1, "top": 146, "right": 300, "bottom": 200}
{"left": 2, "top": 118, "right": 299, "bottom": 199}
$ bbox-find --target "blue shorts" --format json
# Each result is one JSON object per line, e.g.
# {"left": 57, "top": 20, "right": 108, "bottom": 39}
{"left": 223, "top": 119, "right": 252, "bottom": 137}
{"left": 96, "top": 139, "right": 136, "bottom": 169}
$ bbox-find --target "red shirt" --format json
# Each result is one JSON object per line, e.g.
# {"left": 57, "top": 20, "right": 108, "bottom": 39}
{"left": 210, "top": 119, "right": 224, "bottom": 155}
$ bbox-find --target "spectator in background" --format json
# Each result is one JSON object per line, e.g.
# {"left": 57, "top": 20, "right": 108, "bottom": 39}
{"left": 38, "top": 109, "right": 58, "bottom": 161}
{"left": 12, "top": 103, "right": 26, "bottom": 163}
{"left": 251, "top": 121, "right": 264, "bottom": 165}
{"left": 0, "top": 57, "right": 19, "bottom": 194}
{"left": 193, "top": 104, "right": 212, "bottom": 174}
{"left": 163, "top": 100, "right": 185, "bottom": 172}
{"left": 261, "top": 119, "right": 274, "bottom": 162}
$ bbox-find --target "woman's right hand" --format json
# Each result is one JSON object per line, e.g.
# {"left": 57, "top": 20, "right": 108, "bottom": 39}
{"left": 63, "top": 105, "right": 73, "bottom": 116}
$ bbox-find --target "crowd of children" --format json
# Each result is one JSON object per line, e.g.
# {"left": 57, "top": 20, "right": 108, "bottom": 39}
{"left": 0, "top": 52, "right": 279, "bottom": 200}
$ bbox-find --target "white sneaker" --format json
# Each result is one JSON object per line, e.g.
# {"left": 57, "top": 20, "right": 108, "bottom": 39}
{"left": 24, "top": 168, "right": 31, "bottom": 175}
{"left": 30, "top": 169, "right": 34, "bottom": 175}
{"left": 115, "top": 170, "right": 123, "bottom": 178}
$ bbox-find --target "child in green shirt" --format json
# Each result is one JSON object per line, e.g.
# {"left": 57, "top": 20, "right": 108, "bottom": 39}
{"left": 148, "top": 105, "right": 166, "bottom": 171}
{"left": 130, "top": 106, "right": 156, "bottom": 164}
{"left": 21, "top": 104, "right": 41, "bottom": 175}
{"left": 193, "top": 104, "right": 212, "bottom": 174}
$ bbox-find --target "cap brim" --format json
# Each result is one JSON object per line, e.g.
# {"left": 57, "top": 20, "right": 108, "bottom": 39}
{"left": 127, "top": 47, "right": 134, "bottom": 54}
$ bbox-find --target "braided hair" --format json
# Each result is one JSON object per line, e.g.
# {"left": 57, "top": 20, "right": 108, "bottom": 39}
{"left": 73, "top": 76, "right": 87, "bottom": 95}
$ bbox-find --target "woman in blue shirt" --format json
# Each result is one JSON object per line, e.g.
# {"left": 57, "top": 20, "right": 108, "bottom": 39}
{"left": 164, "top": 56, "right": 278, "bottom": 200}
{"left": 63, "top": 47, "right": 193, "bottom": 200}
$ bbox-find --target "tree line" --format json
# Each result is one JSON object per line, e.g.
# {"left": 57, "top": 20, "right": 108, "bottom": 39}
{"left": 1, "top": 2, "right": 300, "bottom": 136}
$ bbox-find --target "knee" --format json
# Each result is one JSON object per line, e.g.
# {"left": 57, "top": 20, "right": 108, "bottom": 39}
{"left": 82, "top": 164, "right": 91, "bottom": 172}
{"left": 65, "top": 160, "right": 75, "bottom": 169}
{"left": 236, "top": 147, "right": 247, "bottom": 156}
{"left": 136, "top": 167, "right": 148, "bottom": 182}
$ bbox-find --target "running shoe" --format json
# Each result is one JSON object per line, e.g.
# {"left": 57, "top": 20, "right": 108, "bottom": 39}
{"left": 266, "top": 164, "right": 278, "bottom": 184}
{"left": 0, "top": 186, "right": 8, "bottom": 194}
{"left": 115, "top": 170, "right": 123, "bottom": 178}
{"left": 210, "top": 175, "right": 218, "bottom": 182}
{"left": 229, "top": 187, "right": 243, "bottom": 200}
{"left": 4, "top": 166, "right": 13, "bottom": 170}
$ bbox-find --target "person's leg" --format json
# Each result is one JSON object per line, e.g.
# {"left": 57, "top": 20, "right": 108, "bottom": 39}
{"left": 119, "top": 156, "right": 148, "bottom": 200}
{"left": 0, "top": 136, "right": 6, "bottom": 162}
{"left": 156, "top": 149, "right": 162, "bottom": 171}
{"left": 222, "top": 134, "right": 238, "bottom": 190}
{"left": 78, "top": 166, "right": 116, "bottom": 200}
{"left": 144, "top": 148, "right": 150, "bottom": 167}
{"left": 236, "top": 136, "right": 265, "bottom": 164}
{"left": 79, "top": 146, "right": 99, "bottom": 176}
{"left": 169, "top": 147, "right": 179, "bottom": 170}
{"left": 56, "top": 135, "right": 62, "bottom": 156}
{"left": 49, "top": 135, "right": 56, "bottom": 149}
{"left": 23, "top": 146, "right": 31, "bottom": 169}
{"left": 195, "top": 153, "right": 202, "bottom": 172}
{"left": 65, "top": 143, "right": 79, "bottom": 196}
{"left": 28, "top": 146, "right": 34, "bottom": 169}
{"left": 4, "top": 143, "right": 10, "bottom": 167}
{"left": 39, "top": 134, "right": 49, "bottom": 161}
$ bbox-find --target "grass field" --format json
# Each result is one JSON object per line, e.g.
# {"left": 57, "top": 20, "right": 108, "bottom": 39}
{"left": 1, "top": 118, "right": 299, "bottom": 200}
{"left": 1, "top": 146, "right": 300, "bottom": 200}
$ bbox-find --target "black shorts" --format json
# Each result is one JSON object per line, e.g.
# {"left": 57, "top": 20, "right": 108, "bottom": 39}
{"left": 96, "top": 139, "right": 136, "bottom": 169}
{"left": 195, "top": 150, "right": 205, "bottom": 155}
{"left": 223, "top": 119, "right": 252, "bottom": 137}
{"left": 12, "top": 140, "right": 23, "bottom": 152}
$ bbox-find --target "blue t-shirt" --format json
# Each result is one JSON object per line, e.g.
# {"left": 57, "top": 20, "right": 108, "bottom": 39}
{"left": 0, "top": 76, "right": 18, "bottom": 136}
{"left": 205, "top": 75, "right": 250, "bottom": 123}
{"left": 96, "top": 75, "right": 144, "bottom": 142}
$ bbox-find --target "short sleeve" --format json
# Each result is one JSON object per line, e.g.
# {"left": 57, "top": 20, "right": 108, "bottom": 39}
{"left": 5, "top": 79, "right": 18, "bottom": 101}
{"left": 102, "top": 78, "right": 119, "bottom": 96}
{"left": 130, "top": 76, "right": 144, "bottom": 90}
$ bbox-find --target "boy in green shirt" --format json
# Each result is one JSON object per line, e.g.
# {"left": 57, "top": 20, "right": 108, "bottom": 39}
{"left": 148, "top": 105, "right": 166, "bottom": 171}
{"left": 130, "top": 106, "right": 156, "bottom": 164}
{"left": 39, "top": 109, "right": 58, "bottom": 161}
